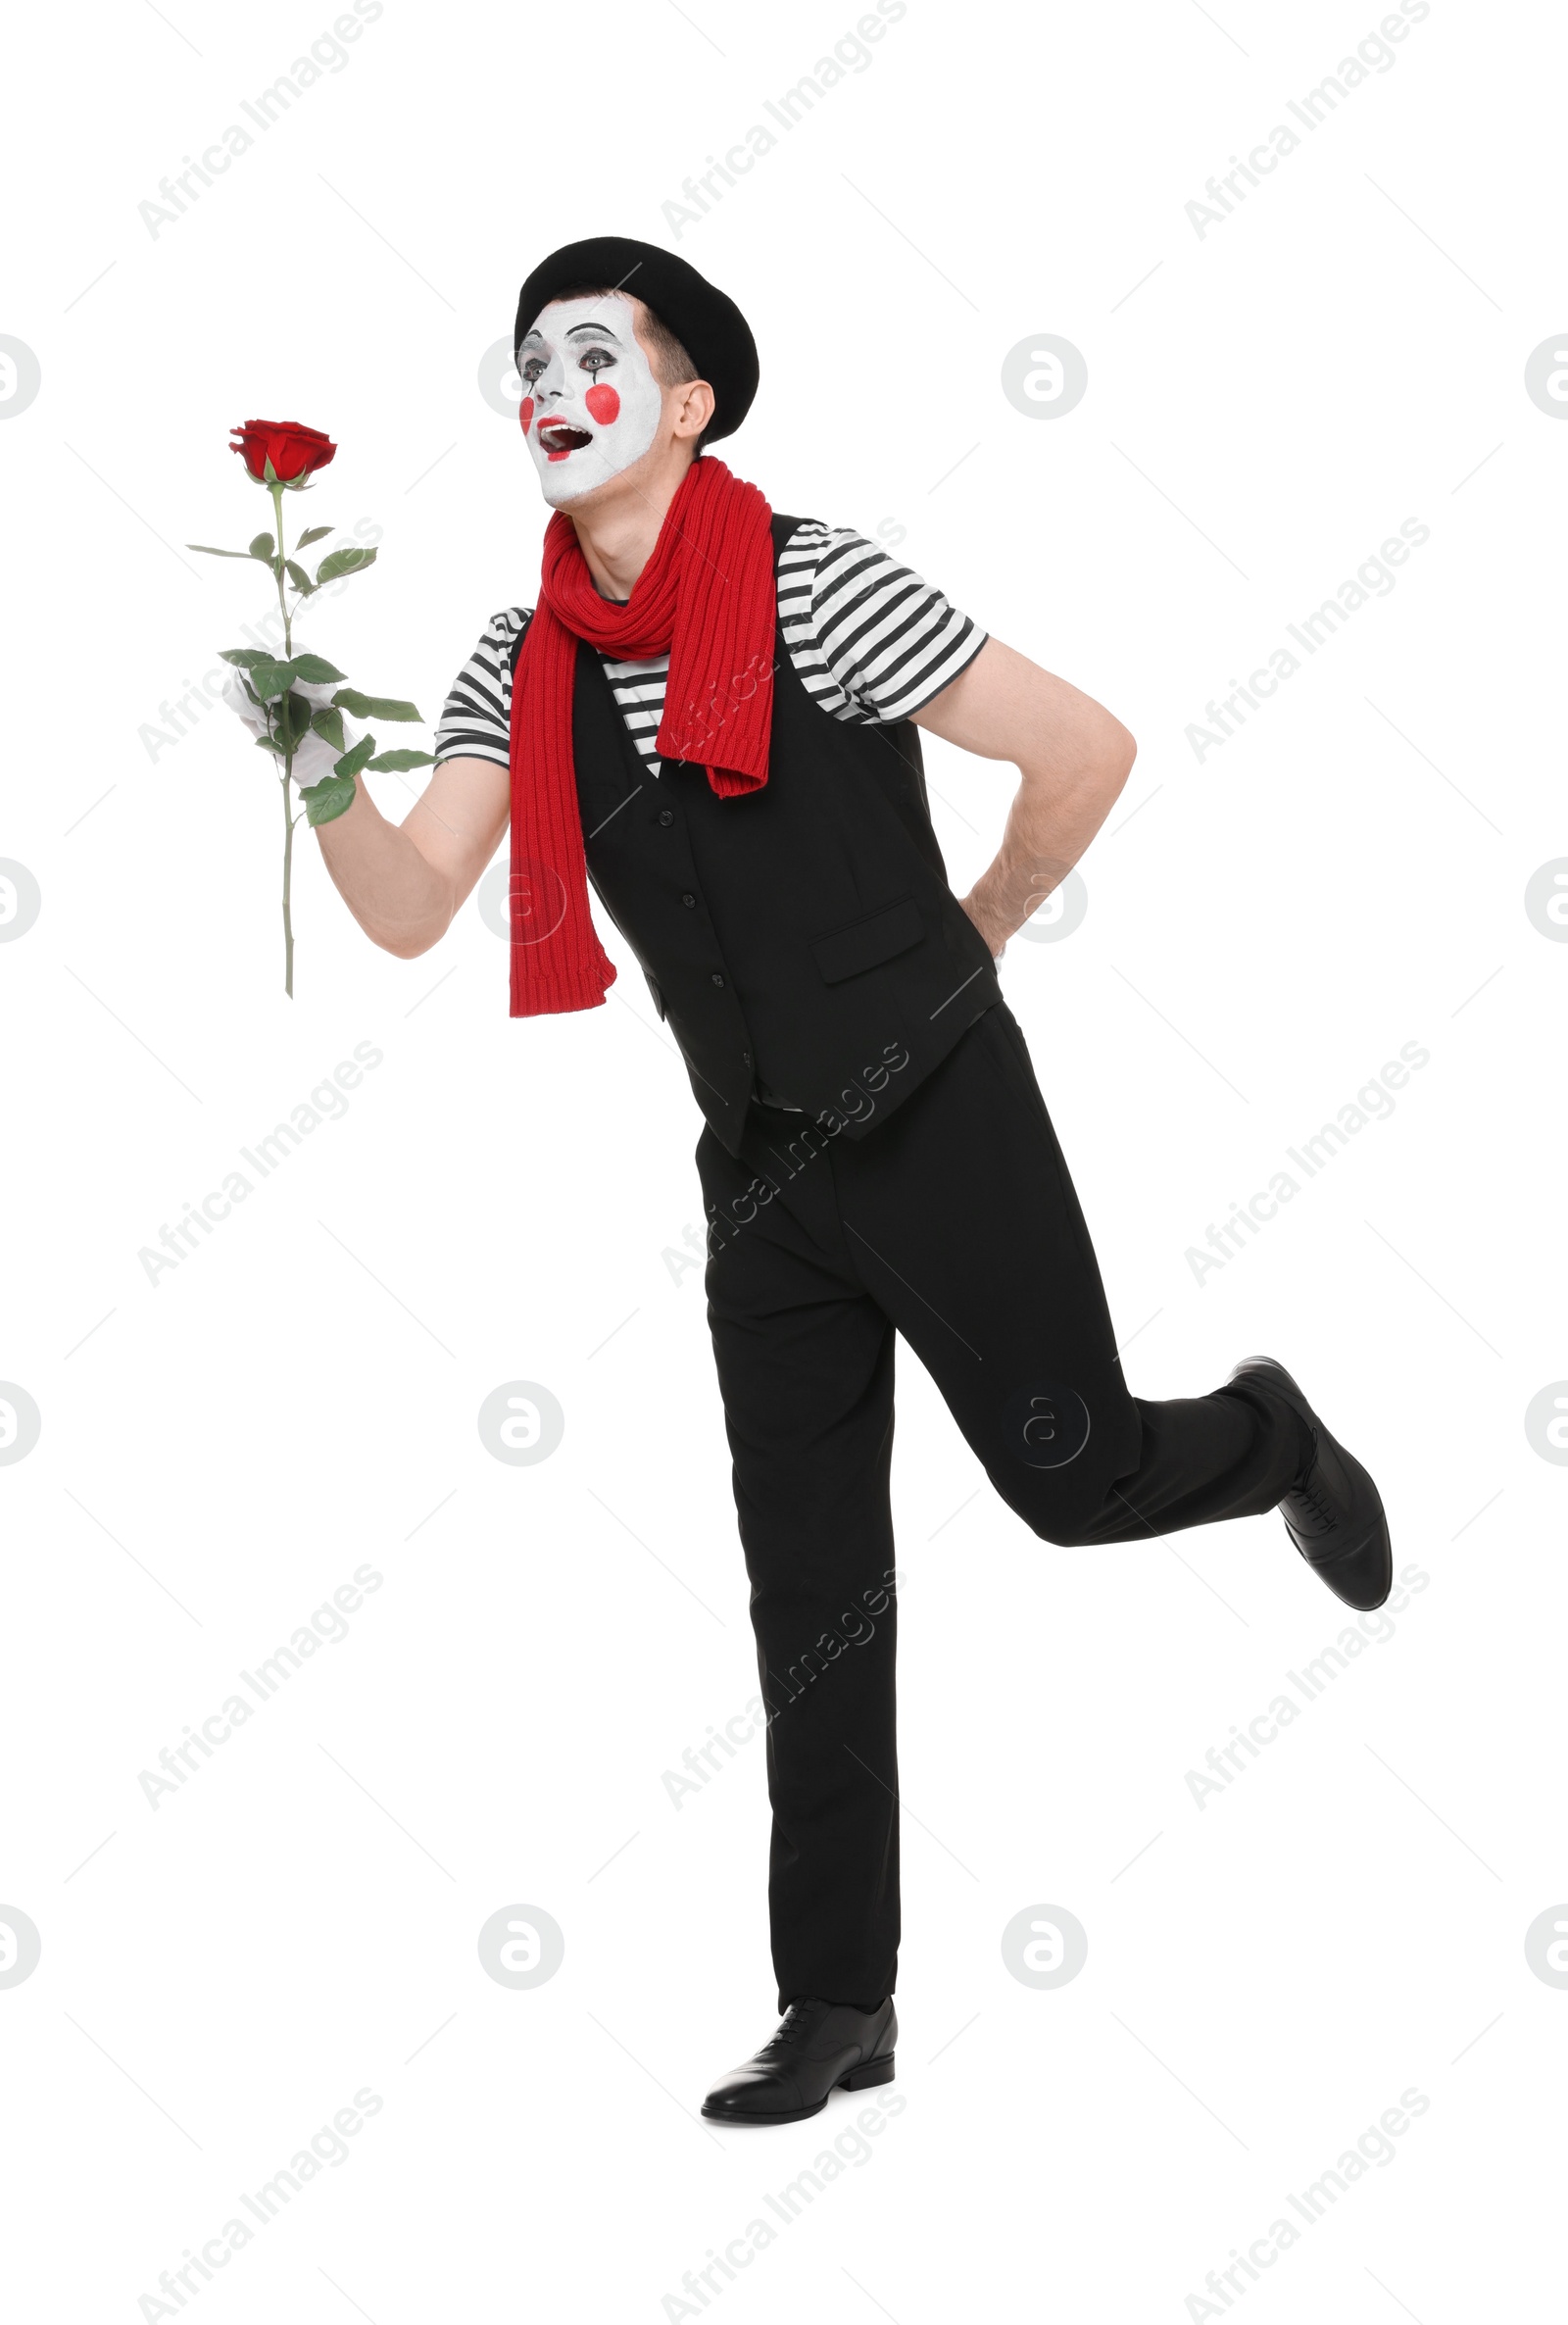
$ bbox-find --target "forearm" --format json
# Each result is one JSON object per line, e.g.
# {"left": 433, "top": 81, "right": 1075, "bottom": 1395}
{"left": 314, "top": 779, "right": 459, "bottom": 959}
{"left": 909, "top": 637, "right": 1137, "bottom": 957}
{"left": 964, "top": 739, "right": 1133, "bottom": 950}
{"left": 305, "top": 749, "right": 511, "bottom": 960}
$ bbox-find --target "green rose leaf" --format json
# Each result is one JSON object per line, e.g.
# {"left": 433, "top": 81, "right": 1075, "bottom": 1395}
{"left": 333, "top": 733, "right": 377, "bottom": 780}
{"left": 219, "top": 647, "right": 271, "bottom": 668}
{"left": 249, "top": 660, "right": 294, "bottom": 702}
{"left": 188, "top": 543, "right": 255, "bottom": 560}
{"left": 366, "top": 748, "right": 438, "bottom": 772}
{"left": 249, "top": 532, "right": 274, "bottom": 560}
{"left": 254, "top": 731, "right": 285, "bottom": 755}
{"left": 316, "top": 544, "right": 378, "bottom": 584}
{"left": 252, "top": 651, "right": 348, "bottom": 699}
{"left": 284, "top": 560, "right": 318, "bottom": 596}
{"left": 277, "top": 692, "right": 318, "bottom": 753}
{"left": 331, "top": 688, "right": 420, "bottom": 721}
{"left": 309, "top": 705, "right": 347, "bottom": 753}
{"left": 301, "top": 771, "right": 357, "bottom": 826}
{"left": 296, "top": 524, "right": 334, "bottom": 549}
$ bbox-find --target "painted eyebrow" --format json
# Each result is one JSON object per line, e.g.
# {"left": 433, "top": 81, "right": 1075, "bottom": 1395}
{"left": 518, "top": 321, "right": 624, "bottom": 349}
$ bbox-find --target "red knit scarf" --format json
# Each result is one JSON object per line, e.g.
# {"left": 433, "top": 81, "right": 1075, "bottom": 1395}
{"left": 508, "top": 455, "right": 776, "bottom": 1015}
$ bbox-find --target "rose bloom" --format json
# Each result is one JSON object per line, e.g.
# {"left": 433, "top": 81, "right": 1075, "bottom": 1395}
{"left": 229, "top": 419, "right": 337, "bottom": 486}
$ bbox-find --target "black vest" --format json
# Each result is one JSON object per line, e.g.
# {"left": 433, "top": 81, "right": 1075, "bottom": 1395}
{"left": 513, "top": 514, "right": 1002, "bottom": 1157}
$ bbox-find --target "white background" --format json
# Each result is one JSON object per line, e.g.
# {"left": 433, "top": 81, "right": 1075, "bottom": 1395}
{"left": 3, "top": 0, "right": 1564, "bottom": 2317}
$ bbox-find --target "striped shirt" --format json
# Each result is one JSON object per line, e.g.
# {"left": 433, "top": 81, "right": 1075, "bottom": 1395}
{"left": 433, "top": 519, "right": 987, "bottom": 773}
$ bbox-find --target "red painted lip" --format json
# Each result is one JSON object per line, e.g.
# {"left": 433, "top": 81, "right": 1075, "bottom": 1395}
{"left": 535, "top": 412, "right": 592, "bottom": 445}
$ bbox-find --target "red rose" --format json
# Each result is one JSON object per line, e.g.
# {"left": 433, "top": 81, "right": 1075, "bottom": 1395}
{"left": 229, "top": 418, "right": 337, "bottom": 486}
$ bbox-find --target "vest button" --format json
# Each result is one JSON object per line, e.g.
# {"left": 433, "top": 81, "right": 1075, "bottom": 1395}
{"left": 710, "top": 972, "right": 725, "bottom": 987}
{"left": 658, "top": 809, "right": 674, "bottom": 826}
{"left": 681, "top": 893, "right": 696, "bottom": 908}
{"left": 742, "top": 1051, "right": 752, "bottom": 1065}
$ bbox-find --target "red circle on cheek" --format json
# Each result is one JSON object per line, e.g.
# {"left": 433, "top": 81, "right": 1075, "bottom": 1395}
{"left": 518, "top": 395, "right": 534, "bottom": 433}
{"left": 585, "top": 383, "right": 620, "bottom": 425}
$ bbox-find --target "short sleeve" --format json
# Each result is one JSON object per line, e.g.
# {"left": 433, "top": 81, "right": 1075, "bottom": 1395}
{"left": 433, "top": 606, "right": 531, "bottom": 767}
{"left": 779, "top": 524, "right": 988, "bottom": 723}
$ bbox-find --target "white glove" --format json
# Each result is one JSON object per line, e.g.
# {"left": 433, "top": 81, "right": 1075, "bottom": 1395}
{"left": 221, "top": 668, "right": 361, "bottom": 789}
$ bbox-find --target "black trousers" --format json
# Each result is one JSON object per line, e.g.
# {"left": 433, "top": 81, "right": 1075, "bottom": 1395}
{"left": 695, "top": 1000, "right": 1307, "bottom": 2011}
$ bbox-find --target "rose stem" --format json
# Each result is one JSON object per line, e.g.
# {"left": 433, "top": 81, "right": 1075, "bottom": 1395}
{"left": 269, "top": 475, "right": 295, "bottom": 998}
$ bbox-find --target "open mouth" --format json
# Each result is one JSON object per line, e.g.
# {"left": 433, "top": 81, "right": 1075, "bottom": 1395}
{"left": 536, "top": 419, "right": 593, "bottom": 462}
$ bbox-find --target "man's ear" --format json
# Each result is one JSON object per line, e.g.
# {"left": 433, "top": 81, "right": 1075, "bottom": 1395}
{"left": 671, "top": 378, "right": 716, "bottom": 442}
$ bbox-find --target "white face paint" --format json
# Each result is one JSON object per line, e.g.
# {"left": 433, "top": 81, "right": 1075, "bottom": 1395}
{"left": 515, "top": 292, "right": 664, "bottom": 508}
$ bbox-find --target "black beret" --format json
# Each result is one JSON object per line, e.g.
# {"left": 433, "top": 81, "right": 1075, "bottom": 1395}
{"left": 514, "top": 236, "right": 759, "bottom": 443}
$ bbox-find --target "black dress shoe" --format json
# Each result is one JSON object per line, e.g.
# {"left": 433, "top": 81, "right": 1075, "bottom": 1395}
{"left": 1230, "top": 1356, "right": 1392, "bottom": 1611}
{"left": 701, "top": 1997, "right": 897, "bottom": 2125}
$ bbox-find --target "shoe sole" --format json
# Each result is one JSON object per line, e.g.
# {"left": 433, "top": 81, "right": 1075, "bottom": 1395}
{"left": 701, "top": 2053, "right": 896, "bottom": 2126}
{"left": 1232, "top": 1356, "right": 1393, "bottom": 1611}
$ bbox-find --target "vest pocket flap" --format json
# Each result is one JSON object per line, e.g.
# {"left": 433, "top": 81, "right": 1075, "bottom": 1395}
{"left": 643, "top": 967, "right": 666, "bottom": 1019}
{"left": 810, "top": 896, "right": 924, "bottom": 984}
